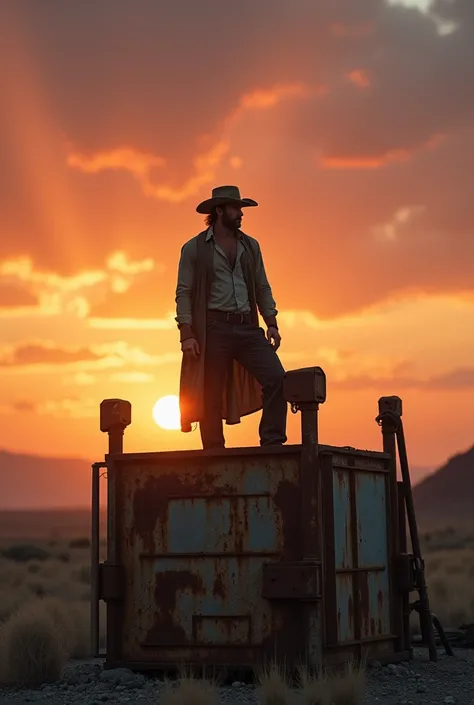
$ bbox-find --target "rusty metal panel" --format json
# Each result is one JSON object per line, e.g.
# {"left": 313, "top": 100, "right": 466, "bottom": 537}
{"left": 336, "top": 573, "right": 354, "bottom": 642}
{"left": 326, "top": 448, "right": 396, "bottom": 655}
{"left": 333, "top": 469, "right": 353, "bottom": 570}
{"left": 111, "top": 449, "right": 306, "bottom": 667}
{"left": 356, "top": 472, "right": 388, "bottom": 567}
{"left": 355, "top": 472, "right": 391, "bottom": 639}
{"left": 359, "top": 570, "right": 391, "bottom": 639}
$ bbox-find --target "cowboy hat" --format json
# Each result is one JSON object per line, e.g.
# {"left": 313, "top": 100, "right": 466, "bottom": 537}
{"left": 196, "top": 185, "right": 258, "bottom": 215}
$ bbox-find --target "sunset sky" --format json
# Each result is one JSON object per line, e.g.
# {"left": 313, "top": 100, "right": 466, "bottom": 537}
{"left": 0, "top": 0, "right": 473, "bottom": 479}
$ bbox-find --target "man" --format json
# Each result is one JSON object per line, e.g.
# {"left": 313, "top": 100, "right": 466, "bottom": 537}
{"left": 175, "top": 185, "right": 287, "bottom": 449}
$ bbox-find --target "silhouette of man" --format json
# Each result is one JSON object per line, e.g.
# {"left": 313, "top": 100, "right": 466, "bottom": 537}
{"left": 175, "top": 185, "right": 287, "bottom": 449}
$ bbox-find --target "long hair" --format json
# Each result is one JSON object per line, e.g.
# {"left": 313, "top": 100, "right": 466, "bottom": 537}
{"left": 205, "top": 207, "right": 218, "bottom": 228}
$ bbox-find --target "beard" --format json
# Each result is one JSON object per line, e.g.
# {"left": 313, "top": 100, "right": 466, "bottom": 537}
{"left": 222, "top": 211, "right": 242, "bottom": 232}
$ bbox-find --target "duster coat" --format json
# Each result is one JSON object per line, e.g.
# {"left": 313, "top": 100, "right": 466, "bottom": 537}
{"left": 178, "top": 229, "right": 263, "bottom": 432}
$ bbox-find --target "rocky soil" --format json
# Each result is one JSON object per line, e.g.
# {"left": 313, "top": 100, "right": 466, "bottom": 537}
{"left": 1, "top": 649, "right": 473, "bottom": 705}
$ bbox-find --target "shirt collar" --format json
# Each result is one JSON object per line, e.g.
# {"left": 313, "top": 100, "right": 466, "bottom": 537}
{"left": 206, "top": 225, "right": 242, "bottom": 241}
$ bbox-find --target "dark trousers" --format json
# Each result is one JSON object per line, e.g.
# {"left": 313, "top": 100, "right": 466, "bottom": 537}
{"left": 200, "top": 319, "right": 288, "bottom": 449}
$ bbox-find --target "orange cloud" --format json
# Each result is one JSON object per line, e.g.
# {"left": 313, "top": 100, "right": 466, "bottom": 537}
{"left": 0, "top": 251, "right": 159, "bottom": 318}
{"left": 0, "top": 284, "right": 38, "bottom": 308}
{"left": 321, "top": 148, "right": 412, "bottom": 170}
{"left": 330, "top": 366, "right": 474, "bottom": 391}
{"left": 331, "top": 22, "right": 375, "bottom": 38}
{"left": 67, "top": 147, "right": 165, "bottom": 176}
{"left": 67, "top": 83, "right": 312, "bottom": 203}
{"left": 0, "top": 340, "right": 175, "bottom": 371}
{"left": 0, "top": 341, "right": 100, "bottom": 367}
{"left": 346, "top": 69, "right": 371, "bottom": 89}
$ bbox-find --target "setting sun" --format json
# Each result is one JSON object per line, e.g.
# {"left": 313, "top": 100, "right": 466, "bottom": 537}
{"left": 152, "top": 395, "right": 181, "bottom": 431}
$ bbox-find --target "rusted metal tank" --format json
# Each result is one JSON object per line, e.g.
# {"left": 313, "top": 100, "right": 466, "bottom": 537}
{"left": 91, "top": 367, "right": 412, "bottom": 671}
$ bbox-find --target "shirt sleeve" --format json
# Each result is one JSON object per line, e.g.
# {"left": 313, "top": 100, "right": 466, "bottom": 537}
{"left": 253, "top": 240, "right": 278, "bottom": 319}
{"left": 175, "top": 239, "right": 196, "bottom": 327}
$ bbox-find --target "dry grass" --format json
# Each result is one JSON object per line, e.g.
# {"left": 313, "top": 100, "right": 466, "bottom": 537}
{"left": 0, "top": 601, "right": 68, "bottom": 687}
{"left": 413, "top": 526, "right": 474, "bottom": 630}
{"left": 256, "top": 663, "right": 295, "bottom": 705}
{"left": 161, "top": 673, "right": 220, "bottom": 705}
{"left": 0, "top": 532, "right": 106, "bottom": 685}
{"left": 256, "top": 662, "right": 366, "bottom": 705}
{"left": 0, "top": 511, "right": 472, "bottom": 690}
{"left": 324, "top": 664, "right": 365, "bottom": 705}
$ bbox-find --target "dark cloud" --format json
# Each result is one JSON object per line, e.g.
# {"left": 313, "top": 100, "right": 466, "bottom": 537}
{"left": 331, "top": 366, "right": 474, "bottom": 391}
{"left": 0, "top": 0, "right": 473, "bottom": 316}
{"left": 0, "top": 342, "right": 100, "bottom": 367}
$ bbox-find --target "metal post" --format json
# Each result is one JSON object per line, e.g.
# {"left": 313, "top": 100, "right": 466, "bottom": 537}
{"left": 90, "top": 461, "right": 107, "bottom": 658}
{"left": 299, "top": 403, "right": 320, "bottom": 560}
{"left": 98, "top": 399, "right": 131, "bottom": 665}
{"left": 377, "top": 397, "right": 402, "bottom": 653}
{"left": 283, "top": 367, "right": 326, "bottom": 670}
{"left": 377, "top": 396, "right": 437, "bottom": 662}
{"left": 100, "top": 398, "right": 132, "bottom": 455}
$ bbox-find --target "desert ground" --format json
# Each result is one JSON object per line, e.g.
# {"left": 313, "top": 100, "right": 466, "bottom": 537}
{"left": 0, "top": 510, "right": 473, "bottom": 704}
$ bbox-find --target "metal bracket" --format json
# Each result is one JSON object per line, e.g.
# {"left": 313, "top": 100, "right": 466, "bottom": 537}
{"left": 262, "top": 561, "right": 322, "bottom": 601}
{"left": 395, "top": 553, "right": 419, "bottom": 592}
{"left": 98, "top": 562, "right": 125, "bottom": 601}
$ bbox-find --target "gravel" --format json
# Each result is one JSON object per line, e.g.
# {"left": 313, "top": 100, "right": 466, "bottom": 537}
{"left": 1, "top": 648, "right": 474, "bottom": 704}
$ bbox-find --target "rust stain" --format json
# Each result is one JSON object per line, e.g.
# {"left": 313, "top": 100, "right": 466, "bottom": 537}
{"left": 348, "top": 593, "right": 354, "bottom": 635}
{"left": 378, "top": 589, "right": 384, "bottom": 610}
{"left": 370, "top": 617, "right": 376, "bottom": 636}
{"left": 273, "top": 479, "right": 301, "bottom": 560}
{"left": 212, "top": 573, "right": 226, "bottom": 600}
{"left": 146, "top": 569, "right": 204, "bottom": 646}
{"left": 132, "top": 470, "right": 221, "bottom": 553}
{"left": 359, "top": 572, "right": 370, "bottom": 637}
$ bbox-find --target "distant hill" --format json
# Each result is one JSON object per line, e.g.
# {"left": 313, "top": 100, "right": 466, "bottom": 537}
{"left": 413, "top": 445, "right": 474, "bottom": 528}
{"left": 0, "top": 445, "right": 472, "bottom": 529}
{"left": 0, "top": 449, "right": 94, "bottom": 510}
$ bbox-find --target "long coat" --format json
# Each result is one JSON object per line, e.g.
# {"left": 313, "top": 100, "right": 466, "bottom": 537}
{"left": 179, "top": 229, "right": 263, "bottom": 432}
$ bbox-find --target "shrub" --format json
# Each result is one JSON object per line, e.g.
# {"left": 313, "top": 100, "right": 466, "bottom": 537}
{"left": 161, "top": 674, "right": 220, "bottom": 705}
{"left": 69, "top": 538, "right": 90, "bottom": 549}
{"left": 256, "top": 663, "right": 295, "bottom": 705}
{"left": 327, "top": 664, "right": 365, "bottom": 705}
{"left": 2, "top": 545, "right": 50, "bottom": 563}
{"left": 0, "top": 601, "right": 67, "bottom": 686}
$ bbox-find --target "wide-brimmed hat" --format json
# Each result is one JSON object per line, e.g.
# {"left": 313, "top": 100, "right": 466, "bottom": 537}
{"left": 196, "top": 185, "right": 258, "bottom": 215}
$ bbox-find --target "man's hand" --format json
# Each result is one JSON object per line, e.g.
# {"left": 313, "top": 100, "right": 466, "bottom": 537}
{"left": 266, "top": 326, "right": 281, "bottom": 351}
{"left": 181, "top": 337, "right": 200, "bottom": 359}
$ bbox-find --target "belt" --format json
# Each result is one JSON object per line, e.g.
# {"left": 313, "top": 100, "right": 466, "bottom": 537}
{"left": 207, "top": 310, "right": 252, "bottom": 324}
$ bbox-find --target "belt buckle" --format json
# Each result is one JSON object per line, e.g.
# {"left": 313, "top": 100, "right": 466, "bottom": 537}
{"left": 226, "top": 312, "right": 244, "bottom": 323}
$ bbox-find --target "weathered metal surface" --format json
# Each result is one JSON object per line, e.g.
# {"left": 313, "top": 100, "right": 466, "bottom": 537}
{"left": 102, "top": 443, "right": 407, "bottom": 670}
{"left": 99, "top": 562, "right": 125, "bottom": 601}
{"left": 325, "top": 448, "right": 398, "bottom": 656}
{"left": 109, "top": 449, "right": 305, "bottom": 667}
{"left": 262, "top": 561, "right": 322, "bottom": 600}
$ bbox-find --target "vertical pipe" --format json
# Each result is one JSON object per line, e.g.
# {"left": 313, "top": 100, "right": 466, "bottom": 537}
{"left": 300, "top": 405, "right": 320, "bottom": 559}
{"left": 108, "top": 428, "right": 124, "bottom": 455}
{"left": 299, "top": 403, "right": 322, "bottom": 670}
{"left": 90, "top": 462, "right": 105, "bottom": 658}
{"left": 398, "top": 481, "right": 411, "bottom": 654}
{"left": 377, "top": 403, "right": 402, "bottom": 654}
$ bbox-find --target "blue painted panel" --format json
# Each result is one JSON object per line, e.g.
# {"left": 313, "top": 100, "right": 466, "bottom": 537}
{"left": 167, "top": 496, "right": 279, "bottom": 553}
{"left": 333, "top": 470, "right": 353, "bottom": 569}
{"left": 360, "top": 569, "right": 391, "bottom": 638}
{"left": 150, "top": 555, "right": 266, "bottom": 643}
{"left": 355, "top": 473, "right": 388, "bottom": 567}
{"left": 336, "top": 573, "right": 354, "bottom": 643}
